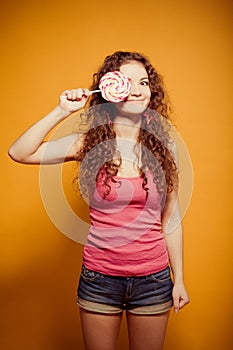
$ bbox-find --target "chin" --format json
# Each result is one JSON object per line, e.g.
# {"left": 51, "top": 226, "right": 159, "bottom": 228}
{"left": 117, "top": 103, "right": 148, "bottom": 116}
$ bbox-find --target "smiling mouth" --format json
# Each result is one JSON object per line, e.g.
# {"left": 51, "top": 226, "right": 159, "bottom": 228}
{"left": 125, "top": 100, "right": 145, "bottom": 103}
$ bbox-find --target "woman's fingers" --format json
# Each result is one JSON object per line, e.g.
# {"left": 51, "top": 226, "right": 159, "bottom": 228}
{"left": 61, "top": 88, "right": 89, "bottom": 101}
{"left": 59, "top": 88, "right": 90, "bottom": 113}
{"left": 172, "top": 283, "right": 190, "bottom": 313}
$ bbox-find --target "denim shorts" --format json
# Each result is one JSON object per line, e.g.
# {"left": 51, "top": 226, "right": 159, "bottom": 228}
{"left": 77, "top": 265, "right": 173, "bottom": 315}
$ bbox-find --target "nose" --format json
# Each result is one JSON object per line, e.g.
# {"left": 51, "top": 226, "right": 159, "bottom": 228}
{"left": 129, "top": 82, "right": 141, "bottom": 96}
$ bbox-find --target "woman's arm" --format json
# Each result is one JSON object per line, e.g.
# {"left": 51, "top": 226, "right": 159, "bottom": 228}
{"left": 162, "top": 191, "right": 190, "bottom": 313}
{"left": 162, "top": 140, "right": 190, "bottom": 313}
{"left": 8, "top": 88, "right": 89, "bottom": 164}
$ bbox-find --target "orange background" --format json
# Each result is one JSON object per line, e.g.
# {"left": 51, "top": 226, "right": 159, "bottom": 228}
{"left": 1, "top": 0, "right": 232, "bottom": 349}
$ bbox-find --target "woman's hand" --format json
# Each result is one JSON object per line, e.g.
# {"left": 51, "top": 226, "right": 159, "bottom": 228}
{"left": 59, "top": 88, "right": 90, "bottom": 113}
{"left": 172, "top": 282, "right": 190, "bottom": 313}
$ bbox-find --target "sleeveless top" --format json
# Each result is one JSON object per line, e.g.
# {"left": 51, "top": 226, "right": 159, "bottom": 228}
{"left": 82, "top": 170, "right": 169, "bottom": 276}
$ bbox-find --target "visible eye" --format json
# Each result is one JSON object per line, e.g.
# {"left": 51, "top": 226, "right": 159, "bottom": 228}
{"left": 141, "top": 80, "right": 149, "bottom": 86}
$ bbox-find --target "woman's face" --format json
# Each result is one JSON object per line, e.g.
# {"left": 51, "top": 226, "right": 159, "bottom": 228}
{"left": 115, "top": 60, "right": 151, "bottom": 116}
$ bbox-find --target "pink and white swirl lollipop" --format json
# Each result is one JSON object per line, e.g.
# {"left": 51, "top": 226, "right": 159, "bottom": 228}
{"left": 91, "top": 71, "right": 131, "bottom": 102}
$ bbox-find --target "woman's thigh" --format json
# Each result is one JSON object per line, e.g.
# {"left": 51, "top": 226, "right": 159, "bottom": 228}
{"left": 126, "top": 310, "right": 170, "bottom": 350}
{"left": 79, "top": 308, "right": 123, "bottom": 350}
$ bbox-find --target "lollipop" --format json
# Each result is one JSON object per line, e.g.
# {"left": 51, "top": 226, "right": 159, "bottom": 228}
{"left": 91, "top": 71, "right": 131, "bottom": 102}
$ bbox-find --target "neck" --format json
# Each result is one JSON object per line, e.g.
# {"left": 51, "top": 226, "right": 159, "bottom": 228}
{"left": 113, "top": 114, "right": 142, "bottom": 140}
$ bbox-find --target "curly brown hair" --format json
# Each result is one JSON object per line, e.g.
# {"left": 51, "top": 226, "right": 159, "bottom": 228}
{"left": 75, "top": 51, "right": 178, "bottom": 200}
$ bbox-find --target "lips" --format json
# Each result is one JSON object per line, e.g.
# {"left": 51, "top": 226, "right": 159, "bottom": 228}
{"left": 125, "top": 100, "right": 145, "bottom": 103}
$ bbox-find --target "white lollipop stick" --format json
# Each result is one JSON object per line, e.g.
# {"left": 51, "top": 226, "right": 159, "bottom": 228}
{"left": 89, "top": 89, "right": 101, "bottom": 95}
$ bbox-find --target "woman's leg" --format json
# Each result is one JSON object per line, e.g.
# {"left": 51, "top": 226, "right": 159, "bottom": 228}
{"left": 79, "top": 308, "right": 123, "bottom": 350}
{"left": 126, "top": 310, "right": 170, "bottom": 350}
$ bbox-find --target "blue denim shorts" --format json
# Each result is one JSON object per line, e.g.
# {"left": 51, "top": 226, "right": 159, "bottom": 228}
{"left": 77, "top": 265, "right": 173, "bottom": 315}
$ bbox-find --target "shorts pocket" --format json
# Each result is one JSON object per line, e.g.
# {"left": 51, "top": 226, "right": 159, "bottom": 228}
{"left": 81, "top": 265, "right": 102, "bottom": 282}
{"left": 146, "top": 267, "right": 172, "bottom": 283}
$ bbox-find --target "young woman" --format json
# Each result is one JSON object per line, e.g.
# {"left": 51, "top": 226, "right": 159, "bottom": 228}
{"left": 9, "top": 51, "right": 189, "bottom": 350}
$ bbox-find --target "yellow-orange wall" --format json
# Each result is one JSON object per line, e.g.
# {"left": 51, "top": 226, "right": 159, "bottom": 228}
{"left": 1, "top": 0, "right": 232, "bottom": 349}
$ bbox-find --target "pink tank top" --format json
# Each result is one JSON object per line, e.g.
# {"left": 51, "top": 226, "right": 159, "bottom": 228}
{"left": 82, "top": 171, "right": 169, "bottom": 276}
